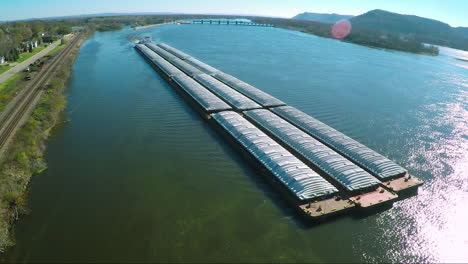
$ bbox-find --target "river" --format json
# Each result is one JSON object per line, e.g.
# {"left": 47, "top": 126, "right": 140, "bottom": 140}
{"left": 2, "top": 24, "right": 467, "bottom": 263}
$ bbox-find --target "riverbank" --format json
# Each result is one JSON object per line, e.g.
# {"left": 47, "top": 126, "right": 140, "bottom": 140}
{"left": 134, "top": 22, "right": 173, "bottom": 30}
{"left": 0, "top": 32, "right": 88, "bottom": 253}
{"left": 251, "top": 17, "right": 439, "bottom": 55}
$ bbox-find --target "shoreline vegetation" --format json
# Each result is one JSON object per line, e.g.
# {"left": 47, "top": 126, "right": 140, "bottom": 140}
{"left": 82, "top": 14, "right": 439, "bottom": 55}
{"left": 0, "top": 31, "right": 89, "bottom": 252}
{"left": 1, "top": 13, "right": 444, "bottom": 56}
{"left": 251, "top": 17, "right": 439, "bottom": 55}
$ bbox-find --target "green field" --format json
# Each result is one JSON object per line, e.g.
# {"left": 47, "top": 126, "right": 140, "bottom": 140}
{"left": 16, "top": 46, "right": 47, "bottom": 63}
{"left": 0, "top": 73, "right": 25, "bottom": 111}
{"left": 47, "top": 43, "right": 65, "bottom": 56}
{"left": 0, "top": 65, "right": 14, "bottom": 75}
{"left": 0, "top": 73, "right": 22, "bottom": 92}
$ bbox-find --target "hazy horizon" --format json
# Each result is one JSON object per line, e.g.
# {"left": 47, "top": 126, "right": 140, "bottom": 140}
{"left": 1, "top": 0, "right": 467, "bottom": 27}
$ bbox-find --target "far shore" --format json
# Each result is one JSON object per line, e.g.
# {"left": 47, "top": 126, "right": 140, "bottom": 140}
{"left": 134, "top": 22, "right": 174, "bottom": 30}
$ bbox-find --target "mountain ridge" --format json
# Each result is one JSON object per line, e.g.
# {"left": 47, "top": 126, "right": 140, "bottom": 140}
{"left": 350, "top": 9, "right": 468, "bottom": 50}
{"left": 292, "top": 12, "right": 354, "bottom": 23}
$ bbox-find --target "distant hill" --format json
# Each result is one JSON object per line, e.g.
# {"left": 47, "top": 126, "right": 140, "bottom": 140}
{"left": 350, "top": 9, "right": 468, "bottom": 50}
{"left": 293, "top": 12, "right": 353, "bottom": 23}
{"left": 454, "top": 27, "right": 468, "bottom": 38}
{"left": 4, "top": 12, "right": 177, "bottom": 22}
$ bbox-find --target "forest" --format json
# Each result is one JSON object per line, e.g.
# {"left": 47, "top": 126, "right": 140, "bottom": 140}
{"left": 0, "top": 20, "right": 72, "bottom": 61}
{"left": 252, "top": 17, "right": 439, "bottom": 55}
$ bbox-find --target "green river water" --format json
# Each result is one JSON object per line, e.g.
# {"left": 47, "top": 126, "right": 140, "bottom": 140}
{"left": 2, "top": 24, "right": 468, "bottom": 262}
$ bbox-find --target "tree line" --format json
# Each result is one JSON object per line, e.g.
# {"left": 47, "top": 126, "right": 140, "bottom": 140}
{"left": 1, "top": 13, "right": 440, "bottom": 62}
{"left": 251, "top": 17, "right": 439, "bottom": 55}
{"left": 0, "top": 20, "right": 72, "bottom": 61}
{"left": 0, "top": 14, "right": 246, "bottom": 62}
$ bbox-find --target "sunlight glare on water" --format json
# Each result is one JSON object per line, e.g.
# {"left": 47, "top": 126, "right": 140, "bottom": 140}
{"left": 438, "top": 46, "right": 468, "bottom": 70}
{"left": 361, "top": 78, "right": 468, "bottom": 263}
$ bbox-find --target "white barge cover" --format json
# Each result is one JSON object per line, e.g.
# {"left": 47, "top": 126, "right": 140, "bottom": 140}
{"left": 245, "top": 109, "right": 381, "bottom": 192}
{"left": 272, "top": 106, "right": 408, "bottom": 179}
{"left": 157, "top": 43, "right": 192, "bottom": 59}
{"left": 212, "top": 111, "right": 338, "bottom": 200}
{"left": 151, "top": 57, "right": 186, "bottom": 77}
{"left": 157, "top": 43, "right": 220, "bottom": 75}
{"left": 169, "top": 57, "right": 204, "bottom": 77}
{"left": 194, "top": 74, "right": 262, "bottom": 111}
{"left": 150, "top": 43, "right": 285, "bottom": 107}
{"left": 185, "top": 57, "right": 220, "bottom": 75}
{"left": 213, "top": 72, "right": 286, "bottom": 107}
{"left": 145, "top": 43, "right": 179, "bottom": 61}
{"left": 136, "top": 45, "right": 185, "bottom": 77}
{"left": 136, "top": 44, "right": 162, "bottom": 61}
{"left": 172, "top": 74, "right": 231, "bottom": 113}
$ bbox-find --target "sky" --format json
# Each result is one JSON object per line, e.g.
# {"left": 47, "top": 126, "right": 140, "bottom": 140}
{"left": 1, "top": 0, "right": 467, "bottom": 27}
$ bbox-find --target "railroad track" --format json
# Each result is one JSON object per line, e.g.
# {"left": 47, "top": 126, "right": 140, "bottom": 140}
{"left": 0, "top": 32, "right": 82, "bottom": 160}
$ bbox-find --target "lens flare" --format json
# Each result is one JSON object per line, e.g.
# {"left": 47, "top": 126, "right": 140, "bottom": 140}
{"left": 332, "top": 20, "right": 352, "bottom": 39}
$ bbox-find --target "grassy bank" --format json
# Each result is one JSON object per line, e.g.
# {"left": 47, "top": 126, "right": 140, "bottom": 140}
{"left": 0, "top": 74, "right": 27, "bottom": 112}
{"left": 0, "top": 66, "right": 13, "bottom": 75}
{"left": 16, "top": 46, "right": 47, "bottom": 64}
{"left": 0, "top": 33, "right": 88, "bottom": 253}
{"left": 47, "top": 43, "right": 66, "bottom": 56}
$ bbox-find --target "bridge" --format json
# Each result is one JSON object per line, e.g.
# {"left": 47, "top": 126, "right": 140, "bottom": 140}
{"left": 188, "top": 19, "right": 274, "bottom": 27}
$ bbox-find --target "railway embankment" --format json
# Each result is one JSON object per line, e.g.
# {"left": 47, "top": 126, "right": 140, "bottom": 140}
{"left": 0, "top": 31, "right": 89, "bottom": 253}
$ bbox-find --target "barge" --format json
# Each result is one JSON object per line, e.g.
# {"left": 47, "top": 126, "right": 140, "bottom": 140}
{"left": 134, "top": 42, "right": 424, "bottom": 221}
{"left": 244, "top": 109, "right": 397, "bottom": 208}
{"left": 135, "top": 44, "right": 231, "bottom": 115}
{"left": 155, "top": 42, "right": 423, "bottom": 194}
{"left": 194, "top": 74, "right": 262, "bottom": 111}
{"left": 211, "top": 111, "right": 353, "bottom": 219}
{"left": 271, "top": 106, "right": 424, "bottom": 194}
{"left": 157, "top": 43, "right": 286, "bottom": 107}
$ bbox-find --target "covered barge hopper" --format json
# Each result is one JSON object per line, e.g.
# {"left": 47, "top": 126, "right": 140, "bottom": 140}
{"left": 212, "top": 72, "right": 286, "bottom": 107}
{"left": 135, "top": 45, "right": 184, "bottom": 77}
{"left": 171, "top": 74, "right": 232, "bottom": 113}
{"left": 185, "top": 57, "right": 220, "bottom": 75}
{"left": 272, "top": 106, "right": 423, "bottom": 193}
{"left": 194, "top": 74, "right": 262, "bottom": 111}
{"left": 146, "top": 43, "right": 179, "bottom": 61}
{"left": 158, "top": 43, "right": 191, "bottom": 59}
{"left": 135, "top": 44, "right": 231, "bottom": 114}
{"left": 168, "top": 58, "right": 204, "bottom": 77}
{"left": 147, "top": 44, "right": 204, "bottom": 77}
{"left": 245, "top": 109, "right": 397, "bottom": 208}
{"left": 212, "top": 111, "right": 354, "bottom": 218}
{"left": 158, "top": 43, "right": 220, "bottom": 75}
{"left": 156, "top": 43, "right": 286, "bottom": 108}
